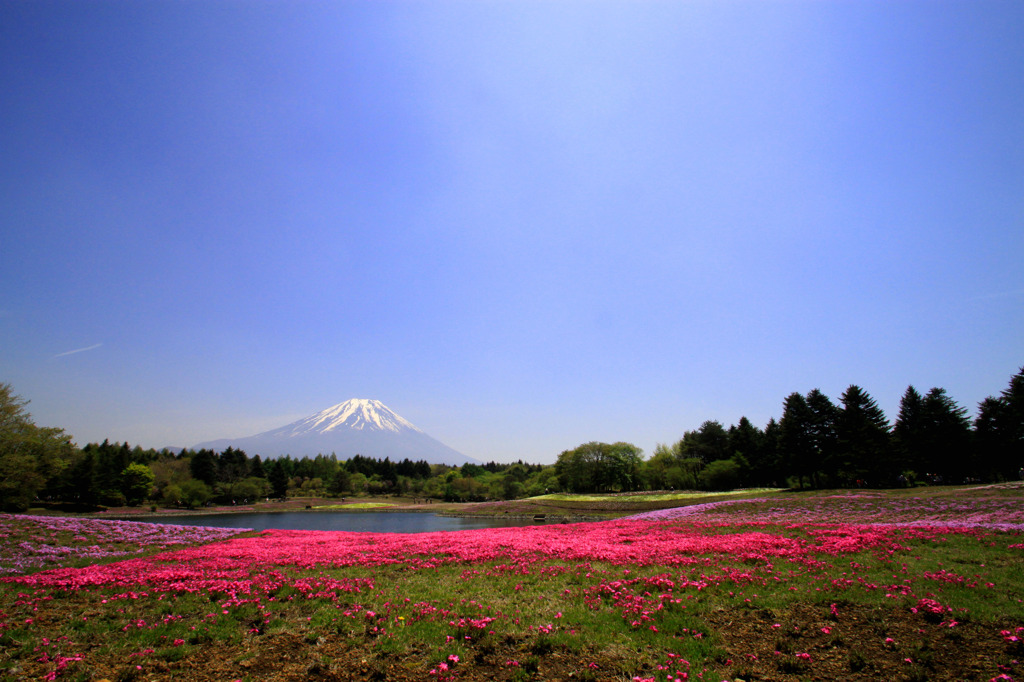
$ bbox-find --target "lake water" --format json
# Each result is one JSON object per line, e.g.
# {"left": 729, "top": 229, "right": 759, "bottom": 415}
{"left": 135, "top": 511, "right": 550, "bottom": 533}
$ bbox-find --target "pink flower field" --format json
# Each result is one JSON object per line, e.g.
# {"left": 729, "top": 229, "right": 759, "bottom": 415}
{"left": 0, "top": 514, "right": 246, "bottom": 576}
{"left": 1, "top": 489, "right": 1022, "bottom": 681}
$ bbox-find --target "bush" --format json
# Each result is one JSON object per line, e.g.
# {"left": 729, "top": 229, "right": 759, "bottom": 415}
{"left": 699, "top": 458, "right": 741, "bottom": 491}
{"left": 162, "top": 484, "right": 183, "bottom": 507}
{"left": 179, "top": 480, "right": 211, "bottom": 509}
{"left": 98, "top": 489, "right": 127, "bottom": 507}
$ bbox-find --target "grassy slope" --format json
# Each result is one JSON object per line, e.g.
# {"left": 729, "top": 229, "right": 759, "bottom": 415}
{"left": 1, "top": 485, "right": 1022, "bottom": 681}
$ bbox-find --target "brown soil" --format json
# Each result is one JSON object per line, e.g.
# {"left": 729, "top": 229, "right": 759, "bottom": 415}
{"left": 704, "top": 601, "right": 1022, "bottom": 682}
{"left": 8, "top": 600, "right": 1021, "bottom": 681}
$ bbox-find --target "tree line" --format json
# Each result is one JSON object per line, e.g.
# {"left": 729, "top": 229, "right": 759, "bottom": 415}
{"left": 0, "top": 366, "right": 1021, "bottom": 510}
{"left": 0, "top": 383, "right": 561, "bottom": 511}
{"left": 557, "top": 367, "right": 1023, "bottom": 493}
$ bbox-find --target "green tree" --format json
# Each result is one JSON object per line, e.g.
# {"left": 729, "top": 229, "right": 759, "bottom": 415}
{"left": 0, "top": 383, "right": 77, "bottom": 511}
{"left": 642, "top": 444, "right": 676, "bottom": 490}
{"left": 120, "top": 463, "right": 155, "bottom": 506}
{"left": 893, "top": 385, "right": 926, "bottom": 477}
{"left": 179, "top": 479, "right": 211, "bottom": 509}
{"left": 1000, "top": 367, "right": 1024, "bottom": 470}
{"left": 148, "top": 455, "right": 190, "bottom": 502}
{"left": 524, "top": 466, "right": 560, "bottom": 496}
{"left": 679, "top": 421, "right": 730, "bottom": 463}
{"left": 495, "top": 475, "right": 524, "bottom": 500}
{"left": 601, "top": 442, "right": 644, "bottom": 491}
{"left": 248, "top": 454, "right": 267, "bottom": 479}
{"left": 555, "top": 442, "right": 643, "bottom": 493}
{"left": 86, "top": 440, "right": 131, "bottom": 506}
{"left": 189, "top": 449, "right": 218, "bottom": 486}
{"left": 699, "top": 458, "right": 742, "bottom": 491}
{"left": 728, "top": 417, "right": 762, "bottom": 470}
{"left": 975, "top": 367, "right": 1024, "bottom": 481}
{"left": 806, "top": 389, "right": 840, "bottom": 486}
{"left": 461, "top": 462, "right": 486, "bottom": 478}
{"left": 555, "top": 443, "right": 597, "bottom": 493}
{"left": 836, "top": 385, "right": 890, "bottom": 486}
{"left": 751, "top": 418, "right": 782, "bottom": 488}
{"left": 162, "top": 483, "right": 183, "bottom": 508}
{"left": 57, "top": 449, "right": 97, "bottom": 506}
{"left": 348, "top": 472, "right": 368, "bottom": 495}
{"left": 328, "top": 467, "right": 352, "bottom": 495}
{"left": 780, "top": 392, "right": 815, "bottom": 488}
{"left": 267, "top": 459, "right": 289, "bottom": 498}
{"left": 921, "top": 387, "right": 972, "bottom": 481}
{"left": 223, "top": 477, "right": 268, "bottom": 503}
{"left": 217, "top": 447, "right": 248, "bottom": 484}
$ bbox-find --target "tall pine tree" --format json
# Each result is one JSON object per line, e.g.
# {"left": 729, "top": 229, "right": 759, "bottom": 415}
{"left": 974, "top": 367, "right": 1024, "bottom": 481}
{"left": 836, "top": 385, "right": 890, "bottom": 486}
{"left": 921, "top": 388, "right": 972, "bottom": 482}
{"left": 997, "top": 367, "right": 1024, "bottom": 475}
{"left": 806, "top": 389, "right": 840, "bottom": 486}
{"left": 974, "top": 396, "right": 1009, "bottom": 480}
{"left": 759, "top": 418, "right": 782, "bottom": 487}
{"left": 780, "top": 392, "right": 815, "bottom": 488}
{"left": 893, "top": 385, "right": 926, "bottom": 477}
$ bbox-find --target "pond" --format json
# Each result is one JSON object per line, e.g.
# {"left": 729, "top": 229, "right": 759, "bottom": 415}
{"left": 132, "top": 511, "right": 551, "bottom": 533}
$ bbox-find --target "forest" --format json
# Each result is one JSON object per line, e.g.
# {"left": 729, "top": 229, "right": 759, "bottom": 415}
{"left": 0, "top": 367, "right": 1021, "bottom": 512}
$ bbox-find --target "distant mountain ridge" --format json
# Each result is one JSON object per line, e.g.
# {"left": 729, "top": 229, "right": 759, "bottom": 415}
{"left": 193, "top": 399, "right": 479, "bottom": 465}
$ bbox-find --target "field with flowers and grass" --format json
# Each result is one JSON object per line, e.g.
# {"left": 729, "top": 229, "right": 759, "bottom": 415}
{"left": 2, "top": 485, "right": 1023, "bottom": 681}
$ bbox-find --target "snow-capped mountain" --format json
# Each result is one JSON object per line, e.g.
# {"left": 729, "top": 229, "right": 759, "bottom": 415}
{"left": 276, "top": 399, "right": 421, "bottom": 435}
{"left": 193, "top": 399, "right": 479, "bottom": 465}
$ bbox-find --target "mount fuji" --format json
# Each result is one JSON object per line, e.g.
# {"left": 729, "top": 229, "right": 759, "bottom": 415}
{"left": 192, "top": 399, "right": 479, "bottom": 465}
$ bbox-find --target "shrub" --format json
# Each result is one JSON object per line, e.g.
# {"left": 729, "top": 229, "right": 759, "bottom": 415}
{"left": 699, "top": 459, "right": 741, "bottom": 491}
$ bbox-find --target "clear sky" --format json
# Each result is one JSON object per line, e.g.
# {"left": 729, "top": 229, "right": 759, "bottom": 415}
{"left": 2, "top": 1, "right": 1022, "bottom": 464}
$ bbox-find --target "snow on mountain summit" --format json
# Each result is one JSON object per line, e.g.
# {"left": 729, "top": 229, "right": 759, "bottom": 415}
{"left": 298, "top": 399, "right": 422, "bottom": 434}
{"left": 272, "top": 399, "right": 423, "bottom": 437}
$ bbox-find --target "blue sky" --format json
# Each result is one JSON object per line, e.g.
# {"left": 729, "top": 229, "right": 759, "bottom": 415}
{"left": 2, "top": 1, "right": 1022, "bottom": 464}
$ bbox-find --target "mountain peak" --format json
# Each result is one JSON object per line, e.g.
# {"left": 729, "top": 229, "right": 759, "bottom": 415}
{"left": 302, "top": 398, "right": 422, "bottom": 434}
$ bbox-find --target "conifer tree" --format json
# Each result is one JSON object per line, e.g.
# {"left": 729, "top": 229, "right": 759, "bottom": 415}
{"left": 727, "top": 417, "right": 762, "bottom": 462}
{"left": 893, "top": 385, "right": 926, "bottom": 477}
{"left": 780, "top": 392, "right": 815, "bottom": 488}
{"left": 836, "top": 385, "right": 890, "bottom": 485}
{"left": 996, "top": 367, "right": 1024, "bottom": 475}
{"left": 921, "top": 387, "right": 972, "bottom": 481}
{"left": 189, "top": 449, "right": 218, "bottom": 486}
{"left": 758, "top": 418, "right": 782, "bottom": 487}
{"left": 974, "top": 396, "right": 1009, "bottom": 479}
{"left": 806, "top": 389, "right": 840, "bottom": 485}
{"left": 267, "top": 459, "right": 289, "bottom": 498}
